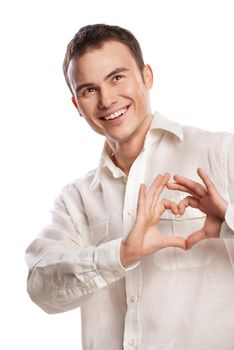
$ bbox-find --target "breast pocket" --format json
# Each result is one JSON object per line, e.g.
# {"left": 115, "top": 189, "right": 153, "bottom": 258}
{"left": 75, "top": 217, "right": 109, "bottom": 247}
{"left": 78, "top": 215, "right": 123, "bottom": 247}
{"left": 89, "top": 217, "right": 109, "bottom": 246}
{"left": 153, "top": 194, "right": 215, "bottom": 270}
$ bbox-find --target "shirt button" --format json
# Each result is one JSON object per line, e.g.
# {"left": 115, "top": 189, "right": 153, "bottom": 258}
{"left": 130, "top": 295, "right": 138, "bottom": 303}
{"left": 129, "top": 339, "right": 136, "bottom": 346}
{"left": 128, "top": 211, "right": 132, "bottom": 216}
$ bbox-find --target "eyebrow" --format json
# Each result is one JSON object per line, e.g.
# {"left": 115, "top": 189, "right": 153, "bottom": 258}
{"left": 75, "top": 67, "right": 129, "bottom": 95}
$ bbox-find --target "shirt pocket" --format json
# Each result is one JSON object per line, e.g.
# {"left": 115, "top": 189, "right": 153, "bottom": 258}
{"left": 89, "top": 217, "right": 110, "bottom": 246}
{"left": 153, "top": 194, "right": 216, "bottom": 270}
{"left": 90, "top": 214, "right": 124, "bottom": 245}
{"left": 75, "top": 217, "right": 109, "bottom": 246}
{"left": 76, "top": 215, "right": 124, "bottom": 247}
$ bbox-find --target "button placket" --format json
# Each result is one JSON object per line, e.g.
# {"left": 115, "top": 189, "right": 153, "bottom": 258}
{"left": 122, "top": 150, "right": 147, "bottom": 350}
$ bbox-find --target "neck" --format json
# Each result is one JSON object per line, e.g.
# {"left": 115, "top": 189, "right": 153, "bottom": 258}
{"left": 106, "top": 114, "right": 153, "bottom": 175}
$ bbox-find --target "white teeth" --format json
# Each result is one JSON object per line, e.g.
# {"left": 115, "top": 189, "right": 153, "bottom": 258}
{"left": 103, "top": 107, "right": 127, "bottom": 120}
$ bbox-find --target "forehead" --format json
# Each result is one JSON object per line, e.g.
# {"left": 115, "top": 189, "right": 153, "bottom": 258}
{"left": 68, "top": 40, "right": 139, "bottom": 86}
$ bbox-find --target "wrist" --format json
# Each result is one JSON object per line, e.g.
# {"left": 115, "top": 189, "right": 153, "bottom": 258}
{"left": 120, "top": 241, "right": 141, "bottom": 268}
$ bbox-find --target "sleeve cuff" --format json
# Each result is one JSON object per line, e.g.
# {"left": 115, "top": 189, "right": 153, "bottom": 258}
{"left": 94, "top": 238, "right": 140, "bottom": 280}
{"left": 220, "top": 203, "right": 234, "bottom": 238}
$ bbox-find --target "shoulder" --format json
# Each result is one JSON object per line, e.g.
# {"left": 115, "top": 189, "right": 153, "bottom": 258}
{"left": 56, "top": 168, "right": 98, "bottom": 205}
{"left": 181, "top": 124, "right": 233, "bottom": 149}
{"left": 50, "top": 168, "right": 98, "bottom": 220}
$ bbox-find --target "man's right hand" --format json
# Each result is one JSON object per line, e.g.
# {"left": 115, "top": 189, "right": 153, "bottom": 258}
{"left": 120, "top": 173, "right": 187, "bottom": 268}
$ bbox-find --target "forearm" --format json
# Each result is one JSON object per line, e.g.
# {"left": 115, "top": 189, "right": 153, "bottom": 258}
{"left": 26, "top": 237, "right": 127, "bottom": 314}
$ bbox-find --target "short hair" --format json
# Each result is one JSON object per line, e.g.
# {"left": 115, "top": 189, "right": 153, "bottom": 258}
{"left": 63, "top": 24, "right": 145, "bottom": 96}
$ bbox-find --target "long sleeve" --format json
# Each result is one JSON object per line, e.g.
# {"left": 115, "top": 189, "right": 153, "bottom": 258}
{"left": 221, "top": 134, "right": 234, "bottom": 232}
{"left": 25, "top": 189, "right": 129, "bottom": 314}
{"left": 221, "top": 134, "right": 234, "bottom": 267}
{"left": 225, "top": 135, "right": 234, "bottom": 230}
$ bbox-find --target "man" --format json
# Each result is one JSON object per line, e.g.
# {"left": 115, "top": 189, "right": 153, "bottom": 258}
{"left": 26, "top": 24, "right": 234, "bottom": 349}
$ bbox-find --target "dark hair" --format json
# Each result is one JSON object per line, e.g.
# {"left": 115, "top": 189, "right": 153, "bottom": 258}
{"left": 63, "top": 24, "right": 145, "bottom": 95}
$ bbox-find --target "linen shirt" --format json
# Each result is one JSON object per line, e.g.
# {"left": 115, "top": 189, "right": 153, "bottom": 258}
{"left": 26, "top": 111, "right": 234, "bottom": 350}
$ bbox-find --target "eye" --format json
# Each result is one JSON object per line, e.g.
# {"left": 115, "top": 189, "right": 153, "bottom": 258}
{"left": 83, "top": 87, "right": 97, "bottom": 97}
{"left": 112, "top": 74, "right": 124, "bottom": 82}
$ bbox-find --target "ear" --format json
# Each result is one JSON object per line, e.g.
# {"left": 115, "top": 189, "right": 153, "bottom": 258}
{"left": 143, "top": 64, "right": 153, "bottom": 90}
{"left": 71, "top": 97, "right": 83, "bottom": 117}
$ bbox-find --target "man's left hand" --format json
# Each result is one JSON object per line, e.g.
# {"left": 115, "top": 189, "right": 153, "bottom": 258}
{"left": 167, "top": 167, "right": 228, "bottom": 249}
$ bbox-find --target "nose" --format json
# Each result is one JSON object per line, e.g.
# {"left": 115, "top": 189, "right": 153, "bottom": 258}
{"left": 98, "top": 86, "right": 117, "bottom": 109}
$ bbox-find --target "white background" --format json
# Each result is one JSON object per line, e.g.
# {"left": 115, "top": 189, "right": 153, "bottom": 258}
{"left": 1, "top": 0, "right": 234, "bottom": 349}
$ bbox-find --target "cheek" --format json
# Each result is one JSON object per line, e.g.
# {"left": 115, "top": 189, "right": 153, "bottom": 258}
{"left": 117, "top": 79, "right": 148, "bottom": 101}
{"left": 133, "top": 85, "right": 150, "bottom": 111}
{"left": 78, "top": 97, "right": 98, "bottom": 116}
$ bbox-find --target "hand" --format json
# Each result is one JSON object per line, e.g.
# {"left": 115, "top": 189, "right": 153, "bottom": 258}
{"left": 120, "top": 173, "right": 187, "bottom": 268}
{"left": 167, "top": 167, "right": 228, "bottom": 249}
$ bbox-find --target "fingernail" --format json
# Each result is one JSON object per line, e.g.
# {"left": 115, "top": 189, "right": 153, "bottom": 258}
{"left": 176, "top": 214, "right": 183, "bottom": 221}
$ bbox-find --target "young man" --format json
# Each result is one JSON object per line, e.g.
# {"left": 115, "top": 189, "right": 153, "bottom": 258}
{"left": 26, "top": 24, "right": 234, "bottom": 349}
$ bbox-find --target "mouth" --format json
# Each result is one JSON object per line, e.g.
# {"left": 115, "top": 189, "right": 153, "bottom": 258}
{"left": 100, "top": 105, "right": 130, "bottom": 122}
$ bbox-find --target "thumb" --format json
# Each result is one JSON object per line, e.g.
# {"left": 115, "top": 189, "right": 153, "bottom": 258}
{"left": 186, "top": 229, "right": 206, "bottom": 249}
{"left": 161, "top": 236, "right": 187, "bottom": 250}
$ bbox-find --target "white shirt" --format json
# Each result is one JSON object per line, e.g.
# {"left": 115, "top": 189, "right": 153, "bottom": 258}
{"left": 26, "top": 111, "right": 234, "bottom": 350}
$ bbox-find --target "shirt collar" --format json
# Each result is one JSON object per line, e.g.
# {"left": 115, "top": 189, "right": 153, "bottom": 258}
{"left": 89, "top": 111, "right": 183, "bottom": 190}
{"left": 89, "top": 144, "right": 125, "bottom": 190}
{"left": 147, "top": 110, "right": 183, "bottom": 142}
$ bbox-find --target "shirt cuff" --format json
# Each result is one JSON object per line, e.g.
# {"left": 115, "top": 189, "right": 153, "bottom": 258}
{"left": 220, "top": 203, "right": 234, "bottom": 238}
{"left": 94, "top": 238, "right": 140, "bottom": 279}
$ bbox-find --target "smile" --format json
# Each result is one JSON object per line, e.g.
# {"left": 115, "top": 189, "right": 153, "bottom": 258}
{"left": 101, "top": 106, "right": 128, "bottom": 121}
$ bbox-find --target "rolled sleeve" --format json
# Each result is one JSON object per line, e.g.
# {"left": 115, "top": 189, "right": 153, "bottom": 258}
{"left": 220, "top": 135, "right": 234, "bottom": 239}
{"left": 225, "top": 203, "right": 234, "bottom": 232}
{"left": 95, "top": 238, "right": 140, "bottom": 280}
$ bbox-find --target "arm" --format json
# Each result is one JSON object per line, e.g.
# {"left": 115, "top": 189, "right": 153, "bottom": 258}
{"left": 26, "top": 174, "right": 186, "bottom": 312}
{"left": 26, "top": 192, "right": 130, "bottom": 314}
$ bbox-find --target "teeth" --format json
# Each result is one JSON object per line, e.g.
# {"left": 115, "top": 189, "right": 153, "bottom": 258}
{"left": 103, "top": 107, "right": 127, "bottom": 120}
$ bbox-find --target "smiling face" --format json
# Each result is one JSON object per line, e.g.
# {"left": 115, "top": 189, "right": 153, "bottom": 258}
{"left": 68, "top": 40, "right": 153, "bottom": 145}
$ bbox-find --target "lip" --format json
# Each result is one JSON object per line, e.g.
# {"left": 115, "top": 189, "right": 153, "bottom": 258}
{"left": 99, "top": 104, "right": 131, "bottom": 125}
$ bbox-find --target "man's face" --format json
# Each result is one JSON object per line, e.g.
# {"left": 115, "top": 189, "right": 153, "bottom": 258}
{"left": 68, "top": 40, "right": 153, "bottom": 144}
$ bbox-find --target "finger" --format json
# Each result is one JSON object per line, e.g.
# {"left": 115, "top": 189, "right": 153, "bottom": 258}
{"left": 197, "top": 168, "right": 217, "bottom": 195}
{"left": 162, "top": 172, "right": 171, "bottom": 185}
{"left": 178, "top": 196, "right": 200, "bottom": 214}
{"left": 166, "top": 182, "right": 197, "bottom": 198}
{"left": 173, "top": 175, "right": 207, "bottom": 197}
{"left": 148, "top": 173, "right": 170, "bottom": 204}
{"left": 161, "top": 236, "right": 187, "bottom": 250}
{"left": 152, "top": 173, "right": 171, "bottom": 203}
{"left": 157, "top": 199, "right": 179, "bottom": 217}
{"left": 148, "top": 174, "right": 164, "bottom": 199}
{"left": 136, "top": 184, "right": 146, "bottom": 217}
{"left": 173, "top": 174, "right": 207, "bottom": 197}
{"left": 186, "top": 229, "right": 206, "bottom": 249}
